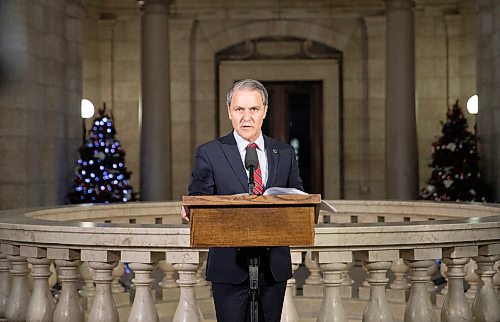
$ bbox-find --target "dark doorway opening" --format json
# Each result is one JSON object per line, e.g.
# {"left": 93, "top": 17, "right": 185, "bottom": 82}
{"left": 262, "top": 81, "right": 323, "bottom": 194}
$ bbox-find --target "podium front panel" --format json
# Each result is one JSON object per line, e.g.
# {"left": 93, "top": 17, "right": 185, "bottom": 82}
{"left": 185, "top": 194, "right": 320, "bottom": 247}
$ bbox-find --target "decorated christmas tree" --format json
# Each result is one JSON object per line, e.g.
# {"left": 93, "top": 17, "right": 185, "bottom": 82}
{"left": 69, "top": 105, "right": 137, "bottom": 204}
{"left": 420, "top": 101, "right": 489, "bottom": 202}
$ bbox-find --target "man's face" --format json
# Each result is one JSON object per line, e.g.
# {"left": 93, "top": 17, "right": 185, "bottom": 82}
{"left": 227, "top": 89, "right": 268, "bottom": 142}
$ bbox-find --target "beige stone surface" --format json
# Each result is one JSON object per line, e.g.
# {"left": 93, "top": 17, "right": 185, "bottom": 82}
{"left": 0, "top": 0, "right": 498, "bottom": 208}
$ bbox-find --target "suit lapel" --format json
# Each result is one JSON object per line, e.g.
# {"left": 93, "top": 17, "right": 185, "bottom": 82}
{"left": 220, "top": 133, "right": 249, "bottom": 192}
{"left": 265, "top": 136, "right": 279, "bottom": 188}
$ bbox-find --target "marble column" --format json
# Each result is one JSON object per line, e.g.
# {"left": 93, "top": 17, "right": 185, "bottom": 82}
{"left": 441, "top": 257, "right": 473, "bottom": 322}
{"left": 385, "top": 0, "right": 418, "bottom": 200}
{"left": 53, "top": 260, "right": 84, "bottom": 322}
{"left": 5, "top": 255, "right": 31, "bottom": 321}
{"left": 140, "top": 0, "right": 173, "bottom": 201}
{"left": 0, "top": 254, "right": 11, "bottom": 318}
{"left": 26, "top": 257, "right": 55, "bottom": 322}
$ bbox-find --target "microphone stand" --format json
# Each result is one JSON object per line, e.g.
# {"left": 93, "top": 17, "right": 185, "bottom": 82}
{"left": 247, "top": 164, "right": 259, "bottom": 322}
{"left": 248, "top": 165, "right": 255, "bottom": 196}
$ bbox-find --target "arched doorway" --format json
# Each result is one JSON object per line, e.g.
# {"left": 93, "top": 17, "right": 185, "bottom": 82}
{"left": 218, "top": 58, "right": 341, "bottom": 199}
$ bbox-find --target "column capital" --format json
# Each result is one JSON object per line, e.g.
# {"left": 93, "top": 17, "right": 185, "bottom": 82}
{"left": 139, "top": 0, "right": 174, "bottom": 13}
{"left": 386, "top": 0, "right": 415, "bottom": 11}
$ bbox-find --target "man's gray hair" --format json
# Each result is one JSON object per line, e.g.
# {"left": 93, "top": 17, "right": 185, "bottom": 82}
{"left": 226, "top": 79, "right": 268, "bottom": 107}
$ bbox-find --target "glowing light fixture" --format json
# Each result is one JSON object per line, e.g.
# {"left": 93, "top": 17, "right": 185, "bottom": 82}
{"left": 466, "top": 95, "right": 478, "bottom": 115}
{"left": 81, "top": 99, "right": 95, "bottom": 119}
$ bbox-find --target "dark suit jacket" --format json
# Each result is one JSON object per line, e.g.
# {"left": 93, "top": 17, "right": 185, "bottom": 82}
{"left": 188, "top": 132, "right": 304, "bottom": 284}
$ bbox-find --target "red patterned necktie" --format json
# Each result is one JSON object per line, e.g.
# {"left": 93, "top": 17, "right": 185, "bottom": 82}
{"left": 247, "top": 143, "right": 264, "bottom": 195}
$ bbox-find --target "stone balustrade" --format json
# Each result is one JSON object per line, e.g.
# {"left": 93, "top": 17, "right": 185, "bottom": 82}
{"left": 0, "top": 201, "right": 499, "bottom": 322}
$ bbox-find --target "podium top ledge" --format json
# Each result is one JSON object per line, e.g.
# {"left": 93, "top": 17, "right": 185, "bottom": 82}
{"left": 182, "top": 194, "right": 321, "bottom": 207}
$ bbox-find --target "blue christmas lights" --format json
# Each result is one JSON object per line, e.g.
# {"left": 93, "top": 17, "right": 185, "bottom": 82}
{"left": 70, "top": 110, "right": 135, "bottom": 204}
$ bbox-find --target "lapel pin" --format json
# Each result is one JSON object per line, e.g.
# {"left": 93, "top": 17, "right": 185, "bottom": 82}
{"left": 273, "top": 149, "right": 278, "bottom": 154}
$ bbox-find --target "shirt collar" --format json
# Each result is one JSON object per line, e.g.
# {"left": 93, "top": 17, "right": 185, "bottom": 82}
{"left": 233, "top": 130, "right": 265, "bottom": 153}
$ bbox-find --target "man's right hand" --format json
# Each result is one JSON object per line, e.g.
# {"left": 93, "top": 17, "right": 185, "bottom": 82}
{"left": 181, "top": 205, "right": 189, "bottom": 222}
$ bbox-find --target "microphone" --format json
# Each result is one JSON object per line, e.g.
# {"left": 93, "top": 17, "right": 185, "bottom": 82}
{"left": 245, "top": 144, "right": 258, "bottom": 195}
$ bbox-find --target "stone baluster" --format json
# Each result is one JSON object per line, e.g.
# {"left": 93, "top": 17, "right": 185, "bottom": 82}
{"left": 87, "top": 261, "right": 119, "bottom": 322}
{"left": 340, "top": 261, "right": 355, "bottom": 298}
{"left": 158, "top": 260, "right": 179, "bottom": 301}
{"left": 441, "top": 256, "right": 474, "bottom": 322}
{"left": 440, "top": 261, "right": 449, "bottom": 295}
{"left": 81, "top": 248, "right": 121, "bottom": 322}
{"left": 79, "top": 261, "right": 96, "bottom": 297}
{"left": 79, "top": 261, "right": 96, "bottom": 310}
{"left": 363, "top": 260, "right": 395, "bottom": 322}
{"left": 494, "top": 260, "right": 500, "bottom": 301}
{"left": 315, "top": 251, "right": 352, "bottom": 322}
{"left": 122, "top": 251, "right": 166, "bottom": 322}
{"left": 404, "top": 259, "right": 438, "bottom": 322}
{"left": 303, "top": 251, "right": 322, "bottom": 298}
{"left": 359, "top": 261, "right": 371, "bottom": 300}
{"left": 168, "top": 251, "right": 203, "bottom": 322}
{"left": 26, "top": 256, "right": 56, "bottom": 322}
{"left": 465, "top": 258, "right": 479, "bottom": 300}
{"left": 53, "top": 259, "right": 85, "bottom": 322}
{"left": 281, "top": 251, "right": 301, "bottom": 322}
{"left": 48, "top": 261, "right": 58, "bottom": 291}
{"left": 5, "top": 254, "right": 31, "bottom": 321}
{"left": 304, "top": 251, "right": 321, "bottom": 285}
{"left": 388, "top": 258, "right": 410, "bottom": 304}
{"left": 427, "top": 260, "right": 439, "bottom": 293}
{"left": 110, "top": 262, "right": 131, "bottom": 308}
{"left": 195, "top": 251, "right": 209, "bottom": 286}
{"left": 111, "top": 262, "right": 125, "bottom": 294}
{"left": 401, "top": 247, "right": 441, "bottom": 322}
{"left": 390, "top": 258, "right": 410, "bottom": 290}
{"left": 0, "top": 253, "right": 11, "bottom": 319}
{"left": 341, "top": 261, "right": 354, "bottom": 287}
{"left": 195, "top": 252, "right": 210, "bottom": 299}
{"left": 159, "top": 260, "right": 178, "bottom": 289}
{"left": 128, "top": 262, "right": 159, "bottom": 322}
{"left": 472, "top": 254, "right": 500, "bottom": 322}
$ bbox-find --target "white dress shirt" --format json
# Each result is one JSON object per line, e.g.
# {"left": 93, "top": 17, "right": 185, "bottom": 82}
{"left": 233, "top": 130, "right": 268, "bottom": 187}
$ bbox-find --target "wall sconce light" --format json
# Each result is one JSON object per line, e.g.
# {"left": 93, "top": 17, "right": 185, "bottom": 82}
{"left": 466, "top": 94, "right": 478, "bottom": 115}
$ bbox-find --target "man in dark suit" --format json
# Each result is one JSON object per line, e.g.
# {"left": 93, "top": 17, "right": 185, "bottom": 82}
{"left": 184, "top": 79, "right": 303, "bottom": 322}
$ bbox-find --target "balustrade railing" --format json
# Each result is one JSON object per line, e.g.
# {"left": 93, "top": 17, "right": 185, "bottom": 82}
{"left": 0, "top": 201, "right": 499, "bottom": 322}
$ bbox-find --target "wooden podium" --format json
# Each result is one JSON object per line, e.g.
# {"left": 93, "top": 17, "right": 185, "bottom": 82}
{"left": 182, "top": 194, "right": 321, "bottom": 247}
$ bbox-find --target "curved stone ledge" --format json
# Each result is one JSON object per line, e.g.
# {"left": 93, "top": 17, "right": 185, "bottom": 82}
{"left": 1, "top": 200, "right": 499, "bottom": 322}
{"left": 0, "top": 201, "right": 498, "bottom": 252}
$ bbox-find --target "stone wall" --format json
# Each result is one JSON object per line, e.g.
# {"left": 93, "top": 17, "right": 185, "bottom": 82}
{"left": 79, "top": 0, "right": 484, "bottom": 201}
{"left": 0, "top": 0, "right": 83, "bottom": 209}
